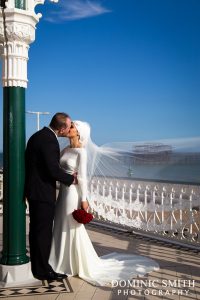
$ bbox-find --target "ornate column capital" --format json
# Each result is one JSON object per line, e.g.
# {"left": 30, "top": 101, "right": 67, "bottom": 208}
{"left": 0, "top": 0, "right": 59, "bottom": 88}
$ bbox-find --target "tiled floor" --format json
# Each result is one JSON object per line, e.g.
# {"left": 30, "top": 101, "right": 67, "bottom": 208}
{"left": 0, "top": 218, "right": 200, "bottom": 300}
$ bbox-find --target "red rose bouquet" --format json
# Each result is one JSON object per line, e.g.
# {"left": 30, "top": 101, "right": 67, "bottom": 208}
{"left": 72, "top": 209, "right": 93, "bottom": 224}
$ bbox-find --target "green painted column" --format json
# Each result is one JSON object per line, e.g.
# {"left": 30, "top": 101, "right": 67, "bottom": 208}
{"left": 0, "top": 0, "right": 58, "bottom": 273}
{"left": 0, "top": 0, "right": 28, "bottom": 266}
{"left": 0, "top": 87, "right": 29, "bottom": 265}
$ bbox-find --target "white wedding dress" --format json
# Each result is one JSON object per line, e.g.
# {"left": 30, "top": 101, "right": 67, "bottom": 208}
{"left": 49, "top": 147, "right": 159, "bottom": 286}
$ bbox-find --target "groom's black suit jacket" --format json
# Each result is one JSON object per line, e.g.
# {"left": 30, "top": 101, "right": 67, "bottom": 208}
{"left": 25, "top": 126, "right": 74, "bottom": 276}
{"left": 25, "top": 126, "right": 74, "bottom": 203}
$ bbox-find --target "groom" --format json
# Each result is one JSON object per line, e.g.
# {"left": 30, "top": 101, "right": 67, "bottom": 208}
{"left": 25, "top": 112, "right": 76, "bottom": 281}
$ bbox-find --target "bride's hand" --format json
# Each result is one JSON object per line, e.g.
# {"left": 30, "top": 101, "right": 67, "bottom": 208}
{"left": 81, "top": 201, "right": 89, "bottom": 212}
{"left": 73, "top": 172, "right": 78, "bottom": 185}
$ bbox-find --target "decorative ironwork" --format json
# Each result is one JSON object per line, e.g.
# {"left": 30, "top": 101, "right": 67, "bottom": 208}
{"left": 0, "top": 174, "right": 199, "bottom": 246}
{"left": 89, "top": 177, "right": 200, "bottom": 245}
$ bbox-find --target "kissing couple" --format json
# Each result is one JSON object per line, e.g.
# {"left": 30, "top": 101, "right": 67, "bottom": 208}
{"left": 25, "top": 112, "right": 159, "bottom": 285}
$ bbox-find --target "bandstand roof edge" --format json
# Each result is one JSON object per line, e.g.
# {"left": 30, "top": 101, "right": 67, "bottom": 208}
{"left": 4, "top": 0, "right": 59, "bottom": 17}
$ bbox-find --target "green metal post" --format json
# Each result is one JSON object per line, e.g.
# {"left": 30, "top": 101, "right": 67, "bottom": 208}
{"left": 0, "top": 0, "right": 57, "bottom": 273}
{"left": 0, "top": 87, "right": 29, "bottom": 265}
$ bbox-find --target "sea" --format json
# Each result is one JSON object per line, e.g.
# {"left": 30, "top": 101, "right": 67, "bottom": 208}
{"left": 0, "top": 152, "right": 200, "bottom": 184}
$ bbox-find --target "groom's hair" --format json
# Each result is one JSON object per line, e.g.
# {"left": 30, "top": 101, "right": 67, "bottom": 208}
{"left": 50, "top": 112, "right": 70, "bottom": 130}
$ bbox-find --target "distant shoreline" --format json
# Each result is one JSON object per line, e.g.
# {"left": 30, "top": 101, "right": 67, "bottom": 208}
{"left": 0, "top": 152, "right": 199, "bottom": 185}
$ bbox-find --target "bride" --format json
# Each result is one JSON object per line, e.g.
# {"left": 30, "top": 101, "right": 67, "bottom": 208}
{"left": 49, "top": 120, "right": 159, "bottom": 286}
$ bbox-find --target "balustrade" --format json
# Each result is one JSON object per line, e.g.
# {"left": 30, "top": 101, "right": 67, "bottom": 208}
{"left": 89, "top": 177, "right": 200, "bottom": 246}
{"left": 0, "top": 173, "right": 199, "bottom": 247}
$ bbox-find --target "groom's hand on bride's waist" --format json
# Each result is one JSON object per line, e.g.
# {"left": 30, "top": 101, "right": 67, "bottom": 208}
{"left": 81, "top": 200, "right": 89, "bottom": 211}
{"left": 72, "top": 172, "right": 78, "bottom": 185}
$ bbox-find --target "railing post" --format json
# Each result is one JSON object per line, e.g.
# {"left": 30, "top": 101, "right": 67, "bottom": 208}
{"left": 129, "top": 184, "right": 133, "bottom": 218}
{"left": 161, "top": 187, "right": 166, "bottom": 224}
{"left": 108, "top": 181, "right": 112, "bottom": 211}
{"left": 122, "top": 184, "right": 126, "bottom": 217}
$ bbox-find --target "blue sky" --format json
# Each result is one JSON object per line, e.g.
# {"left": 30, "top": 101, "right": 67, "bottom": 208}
{"left": 0, "top": 0, "right": 200, "bottom": 150}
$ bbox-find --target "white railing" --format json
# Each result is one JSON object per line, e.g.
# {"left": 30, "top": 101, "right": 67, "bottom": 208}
{"left": 0, "top": 173, "right": 199, "bottom": 247}
{"left": 89, "top": 177, "right": 200, "bottom": 246}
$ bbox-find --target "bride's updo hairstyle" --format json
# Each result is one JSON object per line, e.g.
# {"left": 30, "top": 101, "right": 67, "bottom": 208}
{"left": 73, "top": 121, "right": 91, "bottom": 147}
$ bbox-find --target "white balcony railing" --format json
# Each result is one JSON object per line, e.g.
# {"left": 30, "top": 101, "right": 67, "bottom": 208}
{"left": 0, "top": 173, "right": 199, "bottom": 248}
{"left": 89, "top": 177, "right": 200, "bottom": 247}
